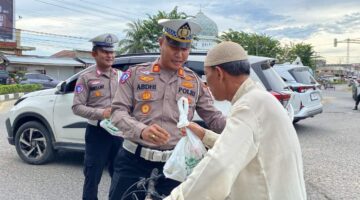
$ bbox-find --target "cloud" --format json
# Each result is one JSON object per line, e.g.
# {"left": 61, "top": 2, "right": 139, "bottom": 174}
{"left": 208, "top": 1, "right": 288, "bottom": 23}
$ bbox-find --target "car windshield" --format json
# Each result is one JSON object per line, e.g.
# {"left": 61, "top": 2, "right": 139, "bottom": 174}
{"left": 289, "top": 67, "right": 317, "bottom": 85}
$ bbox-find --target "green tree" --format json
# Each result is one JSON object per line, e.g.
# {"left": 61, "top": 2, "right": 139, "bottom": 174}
{"left": 290, "top": 43, "right": 315, "bottom": 68}
{"left": 118, "top": 7, "right": 187, "bottom": 54}
{"left": 218, "top": 29, "right": 282, "bottom": 58}
{"left": 118, "top": 20, "right": 153, "bottom": 54}
{"left": 277, "top": 43, "right": 316, "bottom": 69}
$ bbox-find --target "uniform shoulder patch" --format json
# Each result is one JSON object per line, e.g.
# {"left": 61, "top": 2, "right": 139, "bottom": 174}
{"left": 120, "top": 70, "right": 131, "bottom": 84}
{"left": 75, "top": 84, "right": 84, "bottom": 94}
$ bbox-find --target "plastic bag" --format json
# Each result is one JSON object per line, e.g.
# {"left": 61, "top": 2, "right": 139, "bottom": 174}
{"left": 100, "top": 119, "right": 122, "bottom": 136}
{"left": 163, "top": 97, "right": 207, "bottom": 182}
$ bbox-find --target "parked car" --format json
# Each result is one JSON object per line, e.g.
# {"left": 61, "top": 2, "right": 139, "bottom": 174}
{"left": 0, "top": 70, "right": 10, "bottom": 84}
{"left": 5, "top": 53, "right": 293, "bottom": 164}
{"left": 273, "top": 64, "right": 323, "bottom": 123}
{"left": 20, "top": 73, "right": 60, "bottom": 89}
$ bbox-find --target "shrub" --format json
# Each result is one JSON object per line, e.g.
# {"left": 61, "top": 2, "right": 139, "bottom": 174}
{"left": 0, "top": 84, "right": 42, "bottom": 95}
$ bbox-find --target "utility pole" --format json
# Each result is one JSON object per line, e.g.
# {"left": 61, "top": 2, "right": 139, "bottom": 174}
{"left": 334, "top": 38, "right": 360, "bottom": 76}
{"left": 334, "top": 38, "right": 360, "bottom": 64}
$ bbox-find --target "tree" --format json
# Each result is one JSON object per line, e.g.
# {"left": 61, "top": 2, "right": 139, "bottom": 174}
{"left": 118, "top": 20, "right": 153, "bottom": 54}
{"left": 277, "top": 43, "right": 316, "bottom": 69}
{"left": 218, "top": 29, "right": 282, "bottom": 58}
{"left": 290, "top": 43, "right": 315, "bottom": 68}
{"left": 118, "top": 7, "right": 188, "bottom": 54}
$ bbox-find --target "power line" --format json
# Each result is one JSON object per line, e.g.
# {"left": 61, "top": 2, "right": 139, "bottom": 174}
{"left": 1, "top": 25, "right": 90, "bottom": 40}
{"left": 51, "top": 0, "right": 135, "bottom": 21}
{"left": 32, "top": 0, "right": 134, "bottom": 22}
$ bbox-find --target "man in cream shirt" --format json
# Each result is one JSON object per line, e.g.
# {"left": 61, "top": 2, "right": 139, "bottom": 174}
{"left": 165, "top": 41, "right": 307, "bottom": 200}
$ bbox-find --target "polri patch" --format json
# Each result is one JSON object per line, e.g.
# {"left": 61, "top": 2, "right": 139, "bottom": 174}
{"left": 75, "top": 84, "right": 84, "bottom": 94}
{"left": 120, "top": 70, "right": 131, "bottom": 84}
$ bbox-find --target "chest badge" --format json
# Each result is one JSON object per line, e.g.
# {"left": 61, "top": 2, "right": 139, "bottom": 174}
{"left": 94, "top": 90, "right": 102, "bottom": 97}
{"left": 142, "top": 91, "right": 152, "bottom": 100}
{"left": 141, "top": 104, "right": 151, "bottom": 114}
{"left": 139, "top": 76, "right": 155, "bottom": 82}
{"left": 182, "top": 82, "right": 194, "bottom": 89}
{"left": 184, "top": 75, "right": 194, "bottom": 81}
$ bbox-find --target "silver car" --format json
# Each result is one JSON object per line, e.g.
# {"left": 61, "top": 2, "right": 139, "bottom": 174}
{"left": 274, "top": 64, "right": 323, "bottom": 123}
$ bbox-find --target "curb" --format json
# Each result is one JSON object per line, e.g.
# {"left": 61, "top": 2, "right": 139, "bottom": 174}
{"left": 0, "top": 93, "right": 25, "bottom": 102}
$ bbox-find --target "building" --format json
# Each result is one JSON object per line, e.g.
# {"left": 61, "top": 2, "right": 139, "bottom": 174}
{"left": 316, "top": 63, "right": 360, "bottom": 80}
{"left": 51, "top": 49, "right": 95, "bottom": 67}
{"left": 191, "top": 11, "right": 218, "bottom": 52}
{"left": 0, "top": 54, "right": 85, "bottom": 81}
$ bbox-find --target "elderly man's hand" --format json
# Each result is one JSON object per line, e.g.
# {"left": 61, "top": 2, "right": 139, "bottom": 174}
{"left": 185, "top": 122, "right": 205, "bottom": 140}
{"left": 103, "top": 107, "right": 111, "bottom": 119}
{"left": 141, "top": 124, "right": 170, "bottom": 145}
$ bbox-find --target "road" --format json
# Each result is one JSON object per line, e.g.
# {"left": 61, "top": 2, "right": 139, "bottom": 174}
{"left": 0, "top": 85, "right": 359, "bottom": 200}
{"left": 297, "top": 85, "right": 360, "bottom": 200}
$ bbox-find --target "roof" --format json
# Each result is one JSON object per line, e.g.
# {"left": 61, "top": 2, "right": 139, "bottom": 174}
{"left": 2, "top": 55, "right": 84, "bottom": 67}
{"left": 75, "top": 57, "right": 95, "bottom": 64}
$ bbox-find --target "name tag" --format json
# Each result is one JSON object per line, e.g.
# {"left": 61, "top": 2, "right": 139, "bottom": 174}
{"left": 137, "top": 84, "right": 157, "bottom": 90}
{"left": 90, "top": 85, "right": 104, "bottom": 91}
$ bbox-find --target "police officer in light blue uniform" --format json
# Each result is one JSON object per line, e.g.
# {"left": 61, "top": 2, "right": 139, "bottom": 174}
{"left": 72, "top": 33, "right": 122, "bottom": 200}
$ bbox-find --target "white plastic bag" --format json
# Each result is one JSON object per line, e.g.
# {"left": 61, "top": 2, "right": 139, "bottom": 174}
{"left": 163, "top": 97, "right": 207, "bottom": 182}
{"left": 100, "top": 119, "right": 122, "bottom": 136}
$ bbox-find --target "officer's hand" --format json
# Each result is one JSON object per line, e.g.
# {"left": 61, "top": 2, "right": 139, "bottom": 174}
{"left": 141, "top": 124, "right": 170, "bottom": 145}
{"left": 187, "top": 122, "right": 205, "bottom": 140}
{"left": 103, "top": 107, "right": 111, "bottom": 119}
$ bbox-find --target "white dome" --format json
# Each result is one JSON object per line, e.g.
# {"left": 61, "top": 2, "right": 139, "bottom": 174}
{"left": 192, "top": 11, "right": 218, "bottom": 37}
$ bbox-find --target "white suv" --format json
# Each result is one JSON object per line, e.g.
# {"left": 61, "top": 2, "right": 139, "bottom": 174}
{"left": 274, "top": 64, "right": 323, "bottom": 123}
{"left": 5, "top": 53, "right": 293, "bottom": 164}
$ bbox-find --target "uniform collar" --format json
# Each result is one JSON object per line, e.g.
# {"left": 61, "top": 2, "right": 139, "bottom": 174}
{"left": 150, "top": 60, "right": 186, "bottom": 78}
{"left": 95, "top": 67, "right": 117, "bottom": 77}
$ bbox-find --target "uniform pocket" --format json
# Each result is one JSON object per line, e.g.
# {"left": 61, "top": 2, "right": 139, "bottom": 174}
{"left": 175, "top": 93, "right": 196, "bottom": 120}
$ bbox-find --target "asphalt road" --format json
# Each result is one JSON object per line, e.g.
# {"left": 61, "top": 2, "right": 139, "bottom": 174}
{"left": 0, "top": 85, "right": 359, "bottom": 200}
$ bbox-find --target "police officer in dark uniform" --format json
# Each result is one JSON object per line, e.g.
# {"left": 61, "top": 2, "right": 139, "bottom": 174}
{"left": 72, "top": 33, "right": 122, "bottom": 200}
{"left": 108, "top": 19, "right": 226, "bottom": 200}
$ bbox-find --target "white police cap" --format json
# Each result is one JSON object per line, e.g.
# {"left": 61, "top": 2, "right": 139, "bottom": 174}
{"left": 89, "top": 33, "right": 119, "bottom": 52}
{"left": 158, "top": 19, "right": 201, "bottom": 48}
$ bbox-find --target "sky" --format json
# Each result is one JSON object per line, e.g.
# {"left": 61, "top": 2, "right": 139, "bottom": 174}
{"left": 11, "top": 0, "right": 360, "bottom": 64}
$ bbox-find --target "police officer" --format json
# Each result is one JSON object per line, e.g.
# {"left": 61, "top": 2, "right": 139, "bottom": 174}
{"left": 108, "top": 19, "right": 226, "bottom": 200}
{"left": 72, "top": 33, "right": 122, "bottom": 200}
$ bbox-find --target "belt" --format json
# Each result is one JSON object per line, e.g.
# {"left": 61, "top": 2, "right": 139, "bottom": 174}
{"left": 122, "top": 139, "right": 172, "bottom": 163}
{"left": 88, "top": 120, "right": 100, "bottom": 126}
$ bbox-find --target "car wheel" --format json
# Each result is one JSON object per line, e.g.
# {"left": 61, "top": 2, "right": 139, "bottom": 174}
{"left": 15, "top": 121, "right": 55, "bottom": 164}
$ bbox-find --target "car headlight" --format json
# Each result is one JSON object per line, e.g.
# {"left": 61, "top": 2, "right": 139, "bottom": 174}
{"left": 14, "top": 97, "right": 27, "bottom": 106}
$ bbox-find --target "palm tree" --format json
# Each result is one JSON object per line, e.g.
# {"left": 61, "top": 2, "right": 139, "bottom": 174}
{"left": 118, "top": 7, "right": 188, "bottom": 54}
{"left": 118, "top": 20, "right": 153, "bottom": 54}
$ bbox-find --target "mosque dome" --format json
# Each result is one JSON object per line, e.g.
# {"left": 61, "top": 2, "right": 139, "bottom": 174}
{"left": 192, "top": 11, "right": 218, "bottom": 37}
